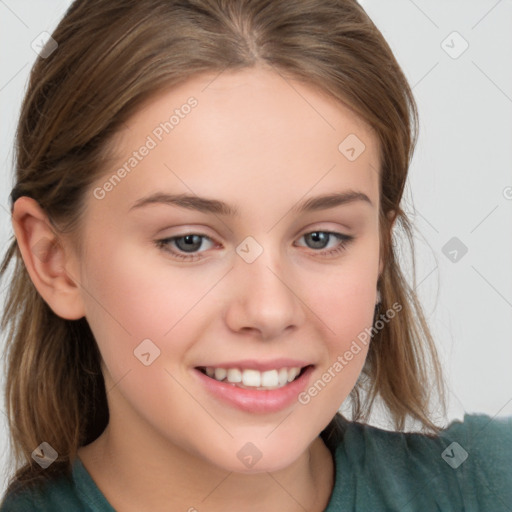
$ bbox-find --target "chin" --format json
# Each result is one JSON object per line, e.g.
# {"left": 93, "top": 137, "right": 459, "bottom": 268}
{"left": 203, "top": 437, "right": 309, "bottom": 475}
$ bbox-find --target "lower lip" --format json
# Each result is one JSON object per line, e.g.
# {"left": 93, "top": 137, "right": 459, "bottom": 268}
{"left": 193, "top": 365, "right": 315, "bottom": 414}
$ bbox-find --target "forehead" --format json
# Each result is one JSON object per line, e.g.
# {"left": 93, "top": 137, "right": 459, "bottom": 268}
{"left": 93, "top": 66, "right": 380, "bottom": 219}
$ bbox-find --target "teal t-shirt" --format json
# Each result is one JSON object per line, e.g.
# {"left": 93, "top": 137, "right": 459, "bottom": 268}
{"left": 1, "top": 413, "right": 510, "bottom": 511}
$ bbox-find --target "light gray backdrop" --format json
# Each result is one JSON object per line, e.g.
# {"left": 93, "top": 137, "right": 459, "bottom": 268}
{"left": 1, "top": 0, "right": 511, "bottom": 496}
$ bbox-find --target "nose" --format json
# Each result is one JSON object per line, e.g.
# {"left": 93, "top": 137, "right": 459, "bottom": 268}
{"left": 223, "top": 243, "right": 306, "bottom": 340}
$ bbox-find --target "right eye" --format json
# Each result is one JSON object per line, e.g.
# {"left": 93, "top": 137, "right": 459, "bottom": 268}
{"left": 155, "top": 233, "right": 217, "bottom": 261}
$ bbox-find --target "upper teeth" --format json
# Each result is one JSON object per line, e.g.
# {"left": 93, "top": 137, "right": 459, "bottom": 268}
{"left": 204, "top": 367, "right": 302, "bottom": 389}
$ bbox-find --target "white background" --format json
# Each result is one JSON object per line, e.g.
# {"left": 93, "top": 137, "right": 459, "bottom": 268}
{"left": 1, "top": 0, "right": 511, "bottom": 496}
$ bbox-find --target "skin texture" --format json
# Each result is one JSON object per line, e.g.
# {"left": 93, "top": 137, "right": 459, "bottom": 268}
{"left": 13, "top": 65, "right": 386, "bottom": 511}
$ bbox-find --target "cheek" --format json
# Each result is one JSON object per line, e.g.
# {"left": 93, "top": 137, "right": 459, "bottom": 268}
{"left": 78, "top": 234, "right": 223, "bottom": 376}
{"left": 80, "top": 234, "right": 205, "bottom": 335}
{"left": 298, "top": 267, "right": 375, "bottom": 416}
{"left": 302, "top": 238, "right": 378, "bottom": 398}
{"left": 309, "top": 240, "right": 379, "bottom": 343}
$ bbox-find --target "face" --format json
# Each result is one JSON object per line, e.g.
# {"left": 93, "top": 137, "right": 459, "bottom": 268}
{"left": 72, "top": 66, "right": 382, "bottom": 473}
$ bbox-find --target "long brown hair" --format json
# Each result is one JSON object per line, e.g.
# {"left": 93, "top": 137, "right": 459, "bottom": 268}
{"left": 1, "top": 0, "right": 446, "bottom": 494}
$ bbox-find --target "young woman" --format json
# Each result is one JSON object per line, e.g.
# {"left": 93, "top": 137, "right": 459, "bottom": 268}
{"left": 1, "top": 0, "right": 510, "bottom": 510}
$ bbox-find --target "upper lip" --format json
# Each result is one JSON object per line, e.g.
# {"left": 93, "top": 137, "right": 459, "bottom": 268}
{"left": 195, "top": 358, "right": 313, "bottom": 372}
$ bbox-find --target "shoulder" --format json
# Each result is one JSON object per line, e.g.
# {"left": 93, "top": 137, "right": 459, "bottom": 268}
{"left": 333, "top": 413, "right": 512, "bottom": 511}
{"left": 0, "top": 470, "right": 84, "bottom": 512}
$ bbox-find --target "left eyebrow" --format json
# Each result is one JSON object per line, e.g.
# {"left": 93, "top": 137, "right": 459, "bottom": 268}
{"left": 291, "top": 191, "right": 373, "bottom": 214}
{"left": 128, "top": 190, "right": 373, "bottom": 216}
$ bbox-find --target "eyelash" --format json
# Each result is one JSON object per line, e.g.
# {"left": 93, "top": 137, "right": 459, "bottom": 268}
{"left": 154, "top": 231, "right": 354, "bottom": 262}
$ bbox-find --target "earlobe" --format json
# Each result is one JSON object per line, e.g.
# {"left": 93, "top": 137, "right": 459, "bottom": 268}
{"left": 11, "top": 196, "right": 86, "bottom": 320}
{"left": 378, "top": 257, "right": 384, "bottom": 277}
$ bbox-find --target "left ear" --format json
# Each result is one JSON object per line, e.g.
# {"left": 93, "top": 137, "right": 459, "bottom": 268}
{"left": 378, "top": 209, "right": 397, "bottom": 277}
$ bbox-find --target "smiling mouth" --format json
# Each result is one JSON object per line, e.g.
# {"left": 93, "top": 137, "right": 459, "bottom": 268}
{"left": 196, "top": 365, "right": 312, "bottom": 390}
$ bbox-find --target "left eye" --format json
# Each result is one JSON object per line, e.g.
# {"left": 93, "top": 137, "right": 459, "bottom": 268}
{"left": 155, "top": 230, "right": 354, "bottom": 262}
